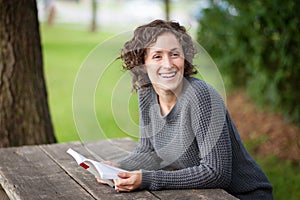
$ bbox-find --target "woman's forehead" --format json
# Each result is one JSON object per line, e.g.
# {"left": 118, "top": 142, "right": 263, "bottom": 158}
{"left": 147, "top": 33, "right": 182, "bottom": 51}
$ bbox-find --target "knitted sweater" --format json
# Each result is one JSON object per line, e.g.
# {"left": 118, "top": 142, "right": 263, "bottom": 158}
{"left": 118, "top": 77, "right": 273, "bottom": 199}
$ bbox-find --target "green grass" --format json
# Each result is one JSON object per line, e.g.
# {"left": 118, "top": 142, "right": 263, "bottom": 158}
{"left": 256, "top": 156, "right": 300, "bottom": 200}
{"left": 41, "top": 24, "right": 299, "bottom": 199}
{"left": 41, "top": 24, "right": 136, "bottom": 142}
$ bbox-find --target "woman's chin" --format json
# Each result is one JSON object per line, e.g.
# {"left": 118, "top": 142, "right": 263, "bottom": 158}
{"left": 154, "top": 80, "right": 183, "bottom": 95}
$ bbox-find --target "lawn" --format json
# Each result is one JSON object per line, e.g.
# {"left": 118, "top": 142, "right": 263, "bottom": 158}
{"left": 41, "top": 24, "right": 137, "bottom": 142}
{"left": 41, "top": 24, "right": 299, "bottom": 199}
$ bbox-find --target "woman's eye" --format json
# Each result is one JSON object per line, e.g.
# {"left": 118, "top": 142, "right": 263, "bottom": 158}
{"left": 171, "top": 52, "right": 180, "bottom": 57}
{"left": 153, "top": 55, "right": 161, "bottom": 59}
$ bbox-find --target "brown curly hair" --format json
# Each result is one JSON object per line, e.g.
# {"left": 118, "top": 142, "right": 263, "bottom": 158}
{"left": 119, "top": 19, "right": 197, "bottom": 91}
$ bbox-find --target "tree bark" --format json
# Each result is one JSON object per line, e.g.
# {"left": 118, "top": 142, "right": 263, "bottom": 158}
{"left": 0, "top": 0, "right": 56, "bottom": 147}
{"left": 90, "top": 0, "right": 98, "bottom": 32}
{"left": 164, "top": 0, "right": 170, "bottom": 21}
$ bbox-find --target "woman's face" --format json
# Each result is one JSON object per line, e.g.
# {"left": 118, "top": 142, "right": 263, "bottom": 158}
{"left": 144, "top": 32, "right": 185, "bottom": 94}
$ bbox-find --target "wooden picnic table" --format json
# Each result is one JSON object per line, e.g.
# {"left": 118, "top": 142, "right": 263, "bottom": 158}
{"left": 0, "top": 138, "right": 237, "bottom": 200}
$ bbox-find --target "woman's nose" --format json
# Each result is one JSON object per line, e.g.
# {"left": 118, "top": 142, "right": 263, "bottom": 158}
{"left": 162, "top": 55, "right": 173, "bottom": 69}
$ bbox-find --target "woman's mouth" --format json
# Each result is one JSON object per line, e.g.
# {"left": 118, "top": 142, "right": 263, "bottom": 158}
{"left": 159, "top": 72, "right": 177, "bottom": 79}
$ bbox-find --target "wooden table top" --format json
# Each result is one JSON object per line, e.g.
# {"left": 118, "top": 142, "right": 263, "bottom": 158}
{"left": 0, "top": 138, "right": 237, "bottom": 200}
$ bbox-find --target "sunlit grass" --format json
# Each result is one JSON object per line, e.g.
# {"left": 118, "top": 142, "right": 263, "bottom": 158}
{"left": 41, "top": 24, "right": 126, "bottom": 142}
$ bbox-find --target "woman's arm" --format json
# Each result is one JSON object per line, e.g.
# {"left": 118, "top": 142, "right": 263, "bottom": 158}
{"left": 141, "top": 128, "right": 232, "bottom": 190}
{"left": 116, "top": 120, "right": 232, "bottom": 192}
{"left": 117, "top": 136, "right": 162, "bottom": 171}
{"left": 118, "top": 87, "right": 162, "bottom": 171}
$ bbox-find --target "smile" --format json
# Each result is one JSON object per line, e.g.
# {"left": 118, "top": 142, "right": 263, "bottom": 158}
{"left": 159, "top": 72, "right": 177, "bottom": 79}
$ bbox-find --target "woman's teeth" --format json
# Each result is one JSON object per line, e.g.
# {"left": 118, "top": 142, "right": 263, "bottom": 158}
{"left": 160, "top": 72, "right": 176, "bottom": 78}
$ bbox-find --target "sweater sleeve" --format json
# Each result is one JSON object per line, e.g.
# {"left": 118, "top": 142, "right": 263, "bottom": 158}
{"left": 117, "top": 136, "right": 162, "bottom": 171}
{"left": 118, "top": 88, "right": 163, "bottom": 171}
{"left": 140, "top": 82, "right": 232, "bottom": 190}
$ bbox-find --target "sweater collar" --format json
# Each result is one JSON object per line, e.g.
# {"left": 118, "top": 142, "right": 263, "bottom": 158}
{"left": 151, "top": 78, "right": 191, "bottom": 121}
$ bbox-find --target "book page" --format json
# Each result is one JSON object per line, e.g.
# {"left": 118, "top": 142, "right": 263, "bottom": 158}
{"left": 88, "top": 159, "right": 127, "bottom": 179}
{"left": 67, "top": 148, "right": 127, "bottom": 180}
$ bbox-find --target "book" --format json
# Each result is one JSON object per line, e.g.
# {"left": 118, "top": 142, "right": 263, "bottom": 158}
{"left": 66, "top": 148, "right": 127, "bottom": 187}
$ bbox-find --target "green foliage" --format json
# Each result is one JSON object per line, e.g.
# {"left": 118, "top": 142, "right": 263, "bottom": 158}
{"left": 197, "top": 0, "right": 300, "bottom": 125}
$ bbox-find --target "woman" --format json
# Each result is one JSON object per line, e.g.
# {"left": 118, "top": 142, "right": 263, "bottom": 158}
{"left": 98, "top": 19, "right": 273, "bottom": 199}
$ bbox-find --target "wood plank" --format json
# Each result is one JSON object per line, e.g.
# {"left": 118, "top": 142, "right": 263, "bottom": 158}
{"left": 83, "top": 138, "right": 137, "bottom": 162}
{"left": 41, "top": 140, "right": 158, "bottom": 200}
{"left": 0, "top": 185, "right": 9, "bottom": 200}
{"left": 0, "top": 145, "right": 94, "bottom": 200}
{"left": 152, "top": 189, "right": 238, "bottom": 200}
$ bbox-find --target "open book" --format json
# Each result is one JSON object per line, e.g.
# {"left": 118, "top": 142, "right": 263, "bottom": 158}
{"left": 66, "top": 148, "right": 127, "bottom": 187}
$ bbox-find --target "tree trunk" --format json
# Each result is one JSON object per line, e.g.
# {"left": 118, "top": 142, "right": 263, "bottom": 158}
{"left": 90, "top": 0, "right": 98, "bottom": 32}
{"left": 0, "top": 0, "right": 56, "bottom": 147}
{"left": 164, "top": 0, "right": 170, "bottom": 21}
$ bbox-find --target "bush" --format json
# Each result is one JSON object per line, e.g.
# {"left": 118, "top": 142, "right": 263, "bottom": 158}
{"left": 197, "top": 0, "right": 300, "bottom": 125}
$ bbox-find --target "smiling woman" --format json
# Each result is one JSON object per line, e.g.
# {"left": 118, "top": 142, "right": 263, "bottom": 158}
{"left": 144, "top": 33, "right": 185, "bottom": 115}
{"left": 120, "top": 19, "right": 197, "bottom": 92}
{"left": 96, "top": 19, "right": 274, "bottom": 199}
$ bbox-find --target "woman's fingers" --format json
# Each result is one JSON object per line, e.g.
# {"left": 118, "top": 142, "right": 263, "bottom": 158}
{"left": 96, "top": 177, "right": 109, "bottom": 185}
{"left": 117, "top": 172, "right": 131, "bottom": 179}
{"left": 96, "top": 168, "right": 142, "bottom": 193}
{"left": 114, "top": 171, "right": 142, "bottom": 192}
{"left": 114, "top": 185, "right": 130, "bottom": 192}
{"left": 96, "top": 160, "right": 120, "bottom": 185}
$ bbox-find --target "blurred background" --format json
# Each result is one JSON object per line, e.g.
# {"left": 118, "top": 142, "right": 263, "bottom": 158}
{"left": 37, "top": 0, "right": 300, "bottom": 199}
{"left": 37, "top": 0, "right": 200, "bottom": 34}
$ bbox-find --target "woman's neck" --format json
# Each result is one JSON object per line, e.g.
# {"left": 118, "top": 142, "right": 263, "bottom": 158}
{"left": 158, "top": 94, "right": 177, "bottom": 116}
{"left": 154, "top": 84, "right": 183, "bottom": 116}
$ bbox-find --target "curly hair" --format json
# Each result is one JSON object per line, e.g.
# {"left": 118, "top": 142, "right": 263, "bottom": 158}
{"left": 119, "top": 19, "right": 197, "bottom": 91}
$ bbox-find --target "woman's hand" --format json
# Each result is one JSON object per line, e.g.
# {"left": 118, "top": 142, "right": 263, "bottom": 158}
{"left": 96, "top": 161, "right": 120, "bottom": 185}
{"left": 114, "top": 170, "right": 142, "bottom": 192}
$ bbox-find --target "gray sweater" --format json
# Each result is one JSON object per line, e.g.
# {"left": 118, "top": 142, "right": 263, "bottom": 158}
{"left": 118, "top": 77, "right": 273, "bottom": 199}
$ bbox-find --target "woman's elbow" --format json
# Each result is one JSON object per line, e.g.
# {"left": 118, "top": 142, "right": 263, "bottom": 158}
{"left": 214, "top": 168, "right": 231, "bottom": 188}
